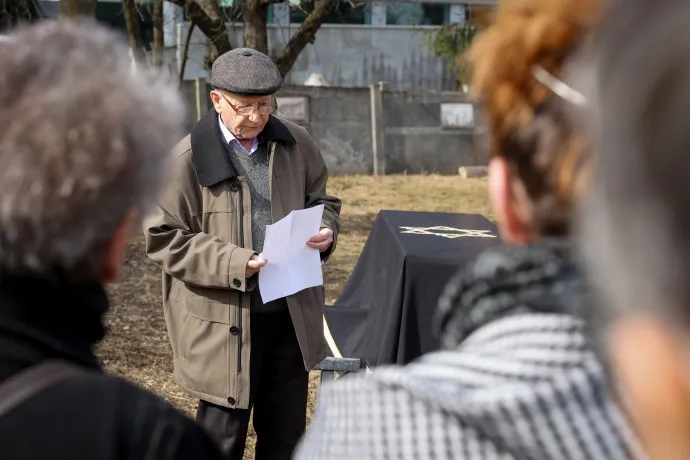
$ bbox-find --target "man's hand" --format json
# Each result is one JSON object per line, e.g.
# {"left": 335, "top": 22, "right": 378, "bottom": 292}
{"left": 245, "top": 254, "right": 267, "bottom": 278}
{"left": 307, "top": 227, "right": 334, "bottom": 252}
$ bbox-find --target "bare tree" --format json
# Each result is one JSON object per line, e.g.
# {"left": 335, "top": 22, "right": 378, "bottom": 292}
{"left": 122, "top": 0, "right": 146, "bottom": 64}
{"left": 179, "top": 21, "right": 196, "bottom": 85}
{"left": 167, "top": 0, "right": 233, "bottom": 68}
{"left": 169, "top": 0, "right": 338, "bottom": 77}
{"left": 242, "top": 0, "right": 272, "bottom": 53}
{"left": 274, "top": 0, "right": 338, "bottom": 76}
{"left": 151, "top": 0, "right": 164, "bottom": 67}
{"left": 0, "top": 0, "right": 43, "bottom": 32}
{"left": 58, "top": 0, "right": 97, "bottom": 17}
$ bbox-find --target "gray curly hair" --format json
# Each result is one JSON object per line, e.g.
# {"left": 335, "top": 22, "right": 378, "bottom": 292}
{"left": 0, "top": 20, "right": 185, "bottom": 281}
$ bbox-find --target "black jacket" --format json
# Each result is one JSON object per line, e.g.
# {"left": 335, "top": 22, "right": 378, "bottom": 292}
{"left": 0, "top": 276, "right": 224, "bottom": 460}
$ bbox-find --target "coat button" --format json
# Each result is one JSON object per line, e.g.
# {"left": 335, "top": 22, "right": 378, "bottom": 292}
{"left": 230, "top": 182, "right": 239, "bottom": 192}
{"left": 233, "top": 278, "right": 242, "bottom": 288}
{"left": 230, "top": 326, "right": 239, "bottom": 335}
{"left": 227, "top": 397, "right": 236, "bottom": 405}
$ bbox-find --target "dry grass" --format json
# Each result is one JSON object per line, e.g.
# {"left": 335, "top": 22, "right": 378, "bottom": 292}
{"left": 99, "top": 175, "right": 492, "bottom": 458}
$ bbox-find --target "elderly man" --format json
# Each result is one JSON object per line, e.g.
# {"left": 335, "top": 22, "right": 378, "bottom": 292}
{"left": 144, "top": 48, "right": 341, "bottom": 459}
{"left": 578, "top": 1, "right": 690, "bottom": 459}
{"left": 0, "top": 21, "right": 224, "bottom": 459}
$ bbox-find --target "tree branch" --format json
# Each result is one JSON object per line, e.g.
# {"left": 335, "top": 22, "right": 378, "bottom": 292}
{"left": 58, "top": 0, "right": 97, "bottom": 17}
{"left": 194, "top": 0, "right": 233, "bottom": 67}
{"left": 243, "top": 0, "right": 269, "bottom": 53}
{"left": 122, "top": 0, "right": 146, "bottom": 64}
{"left": 179, "top": 21, "right": 195, "bottom": 86}
{"left": 165, "top": 0, "right": 232, "bottom": 69}
{"left": 0, "top": 0, "right": 43, "bottom": 32}
{"left": 151, "top": 0, "right": 164, "bottom": 68}
{"left": 273, "top": 0, "right": 338, "bottom": 76}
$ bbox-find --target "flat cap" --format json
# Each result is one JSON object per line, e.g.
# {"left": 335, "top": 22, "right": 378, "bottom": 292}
{"left": 211, "top": 48, "right": 283, "bottom": 96}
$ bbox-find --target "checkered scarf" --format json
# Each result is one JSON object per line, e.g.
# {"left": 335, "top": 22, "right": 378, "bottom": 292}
{"left": 295, "top": 240, "right": 646, "bottom": 460}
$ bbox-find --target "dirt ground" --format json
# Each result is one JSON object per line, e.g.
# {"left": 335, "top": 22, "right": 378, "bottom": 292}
{"left": 99, "top": 175, "right": 492, "bottom": 458}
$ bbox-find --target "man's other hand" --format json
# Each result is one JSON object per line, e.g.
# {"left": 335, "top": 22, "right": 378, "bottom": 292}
{"left": 246, "top": 254, "right": 267, "bottom": 278}
{"left": 307, "top": 227, "right": 334, "bottom": 252}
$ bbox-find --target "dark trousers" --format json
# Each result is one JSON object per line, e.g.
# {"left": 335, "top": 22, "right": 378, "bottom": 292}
{"left": 196, "top": 309, "right": 309, "bottom": 460}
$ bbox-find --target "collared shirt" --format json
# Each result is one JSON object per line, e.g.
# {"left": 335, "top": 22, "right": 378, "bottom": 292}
{"left": 218, "top": 116, "right": 258, "bottom": 155}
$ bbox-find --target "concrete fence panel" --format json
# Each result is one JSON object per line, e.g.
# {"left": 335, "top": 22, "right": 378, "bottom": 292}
{"left": 181, "top": 79, "right": 488, "bottom": 175}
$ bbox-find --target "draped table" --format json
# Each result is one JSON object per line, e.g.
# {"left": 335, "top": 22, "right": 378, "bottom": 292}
{"left": 323, "top": 210, "right": 500, "bottom": 367}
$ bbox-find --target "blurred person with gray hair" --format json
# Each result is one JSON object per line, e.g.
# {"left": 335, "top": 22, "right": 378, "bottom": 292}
{"left": 0, "top": 21, "right": 225, "bottom": 460}
{"left": 578, "top": 1, "right": 690, "bottom": 459}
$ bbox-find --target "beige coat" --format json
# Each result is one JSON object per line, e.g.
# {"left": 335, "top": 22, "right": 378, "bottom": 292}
{"left": 143, "top": 110, "right": 341, "bottom": 409}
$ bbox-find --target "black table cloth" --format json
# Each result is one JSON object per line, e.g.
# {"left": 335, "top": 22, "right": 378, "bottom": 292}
{"left": 324, "top": 210, "right": 500, "bottom": 367}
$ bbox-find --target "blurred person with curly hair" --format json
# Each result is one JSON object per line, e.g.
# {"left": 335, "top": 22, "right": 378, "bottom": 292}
{"left": 294, "top": 0, "right": 645, "bottom": 458}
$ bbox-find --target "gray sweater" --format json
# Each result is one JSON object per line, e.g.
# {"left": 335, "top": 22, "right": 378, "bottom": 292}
{"left": 228, "top": 143, "right": 271, "bottom": 254}
{"left": 227, "top": 143, "right": 286, "bottom": 312}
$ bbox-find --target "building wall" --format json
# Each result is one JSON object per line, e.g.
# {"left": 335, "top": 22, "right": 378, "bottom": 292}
{"left": 182, "top": 81, "right": 486, "bottom": 175}
{"left": 275, "top": 86, "right": 374, "bottom": 174}
{"left": 178, "top": 23, "right": 458, "bottom": 92}
{"left": 383, "top": 91, "right": 482, "bottom": 174}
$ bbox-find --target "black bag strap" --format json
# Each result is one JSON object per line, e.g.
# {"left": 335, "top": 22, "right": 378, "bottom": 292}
{"left": 0, "top": 360, "right": 88, "bottom": 420}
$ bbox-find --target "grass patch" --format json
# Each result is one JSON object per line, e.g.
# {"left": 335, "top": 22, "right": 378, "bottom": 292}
{"left": 99, "top": 175, "right": 492, "bottom": 458}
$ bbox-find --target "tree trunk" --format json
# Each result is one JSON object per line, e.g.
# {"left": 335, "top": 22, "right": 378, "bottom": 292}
{"left": 0, "top": 0, "right": 43, "bottom": 32}
{"left": 151, "top": 0, "right": 164, "bottom": 67}
{"left": 167, "top": 0, "right": 232, "bottom": 69}
{"left": 242, "top": 0, "right": 268, "bottom": 54}
{"left": 58, "top": 0, "right": 97, "bottom": 17}
{"left": 179, "top": 21, "right": 195, "bottom": 85}
{"left": 122, "top": 0, "right": 146, "bottom": 64}
{"left": 274, "top": 0, "right": 338, "bottom": 76}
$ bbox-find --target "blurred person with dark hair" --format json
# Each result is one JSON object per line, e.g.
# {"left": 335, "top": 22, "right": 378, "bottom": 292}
{"left": 578, "top": 1, "right": 690, "bottom": 459}
{"left": 295, "top": 0, "right": 645, "bottom": 458}
{"left": 0, "top": 21, "right": 224, "bottom": 460}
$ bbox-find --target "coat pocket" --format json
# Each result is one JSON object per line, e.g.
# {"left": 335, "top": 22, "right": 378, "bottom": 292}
{"left": 178, "top": 283, "right": 233, "bottom": 324}
{"left": 170, "top": 281, "right": 237, "bottom": 396}
{"left": 177, "top": 314, "right": 232, "bottom": 396}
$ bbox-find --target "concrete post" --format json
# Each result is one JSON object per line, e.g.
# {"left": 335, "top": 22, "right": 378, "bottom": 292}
{"left": 194, "top": 77, "right": 207, "bottom": 121}
{"left": 370, "top": 81, "right": 387, "bottom": 175}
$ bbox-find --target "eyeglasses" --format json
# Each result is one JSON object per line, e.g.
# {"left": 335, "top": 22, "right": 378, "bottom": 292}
{"left": 217, "top": 92, "right": 278, "bottom": 115}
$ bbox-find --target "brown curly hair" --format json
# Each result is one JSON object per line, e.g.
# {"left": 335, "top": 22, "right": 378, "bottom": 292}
{"left": 468, "top": 0, "right": 606, "bottom": 235}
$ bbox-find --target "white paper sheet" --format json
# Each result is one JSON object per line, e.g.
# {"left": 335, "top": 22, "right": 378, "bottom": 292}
{"left": 259, "top": 204, "right": 325, "bottom": 303}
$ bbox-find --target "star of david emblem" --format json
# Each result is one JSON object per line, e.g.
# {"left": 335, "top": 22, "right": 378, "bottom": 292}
{"left": 399, "top": 226, "right": 497, "bottom": 239}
